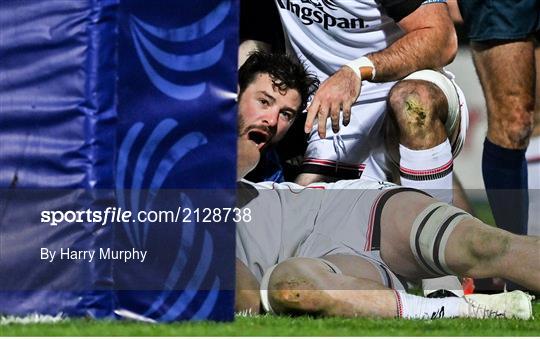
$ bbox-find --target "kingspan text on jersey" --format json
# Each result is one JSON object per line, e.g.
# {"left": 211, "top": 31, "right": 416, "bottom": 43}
{"left": 276, "top": 0, "right": 365, "bottom": 30}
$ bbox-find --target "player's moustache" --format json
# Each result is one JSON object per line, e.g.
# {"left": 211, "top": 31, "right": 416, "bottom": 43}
{"left": 242, "top": 124, "right": 276, "bottom": 139}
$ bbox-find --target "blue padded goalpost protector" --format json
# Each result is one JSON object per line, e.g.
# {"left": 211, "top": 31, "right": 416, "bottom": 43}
{"left": 0, "top": 0, "right": 238, "bottom": 321}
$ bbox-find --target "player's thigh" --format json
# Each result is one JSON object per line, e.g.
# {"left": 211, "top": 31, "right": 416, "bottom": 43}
{"left": 322, "top": 254, "right": 385, "bottom": 284}
{"left": 323, "top": 253, "right": 406, "bottom": 290}
{"left": 267, "top": 257, "right": 340, "bottom": 291}
{"left": 452, "top": 174, "right": 473, "bottom": 214}
{"left": 379, "top": 191, "right": 440, "bottom": 280}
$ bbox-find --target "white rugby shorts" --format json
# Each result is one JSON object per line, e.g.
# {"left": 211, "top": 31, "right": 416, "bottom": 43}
{"left": 236, "top": 179, "right": 415, "bottom": 290}
{"left": 302, "top": 70, "right": 469, "bottom": 181}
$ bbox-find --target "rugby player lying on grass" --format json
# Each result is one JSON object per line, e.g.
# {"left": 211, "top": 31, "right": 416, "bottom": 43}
{"left": 235, "top": 52, "right": 538, "bottom": 319}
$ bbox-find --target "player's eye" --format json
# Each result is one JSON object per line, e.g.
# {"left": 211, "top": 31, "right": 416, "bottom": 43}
{"left": 258, "top": 98, "right": 270, "bottom": 106}
{"left": 280, "top": 111, "right": 294, "bottom": 122}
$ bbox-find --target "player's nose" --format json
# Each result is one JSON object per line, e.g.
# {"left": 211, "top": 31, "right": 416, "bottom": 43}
{"left": 261, "top": 107, "right": 279, "bottom": 126}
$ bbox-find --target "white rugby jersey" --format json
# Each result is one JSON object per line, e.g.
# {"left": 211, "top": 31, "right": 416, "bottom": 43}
{"left": 274, "top": 0, "right": 426, "bottom": 101}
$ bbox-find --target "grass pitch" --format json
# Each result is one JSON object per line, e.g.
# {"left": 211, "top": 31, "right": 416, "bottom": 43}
{"left": 1, "top": 301, "right": 538, "bottom": 336}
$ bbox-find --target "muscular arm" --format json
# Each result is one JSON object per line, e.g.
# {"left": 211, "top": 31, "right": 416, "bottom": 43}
{"left": 368, "top": 3, "right": 458, "bottom": 82}
{"left": 305, "top": 2, "right": 458, "bottom": 137}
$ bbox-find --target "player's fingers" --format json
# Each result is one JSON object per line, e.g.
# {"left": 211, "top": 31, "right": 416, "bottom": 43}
{"left": 318, "top": 104, "right": 330, "bottom": 139}
{"left": 342, "top": 102, "right": 352, "bottom": 127}
{"left": 330, "top": 102, "right": 341, "bottom": 133}
{"left": 305, "top": 99, "right": 320, "bottom": 134}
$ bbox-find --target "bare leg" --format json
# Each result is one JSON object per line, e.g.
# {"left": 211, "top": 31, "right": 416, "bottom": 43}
{"left": 388, "top": 80, "right": 454, "bottom": 204}
{"left": 471, "top": 41, "right": 535, "bottom": 150}
{"left": 266, "top": 257, "right": 398, "bottom": 318}
{"left": 235, "top": 259, "right": 262, "bottom": 314}
{"left": 322, "top": 254, "right": 388, "bottom": 282}
{"left": 380, "top": 192, "right": 440, "bottom": 279}
{"left": 388, "top": 80, "right": 448, "bottom": 150}
{"left": 263, "top": 255, "right": 526, "bottom": 319}
{"left": 444, "top": 221, "right": 540, "bottom": 290}
{"left": 452, "top": 174, "right": 473, "bottom": 214}
{"left": 423, "top": 176, "right": 475, "bottom": 296}
{"left": 379, "top": 191, "right": 540, "bottom": 292}
{"left": 472, "top": 40, "right": 534, "bottom": 237}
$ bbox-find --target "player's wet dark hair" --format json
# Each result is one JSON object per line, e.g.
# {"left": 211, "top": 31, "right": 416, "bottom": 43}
{"left": 239, "top": 51, "right": 319, "bottom": 113}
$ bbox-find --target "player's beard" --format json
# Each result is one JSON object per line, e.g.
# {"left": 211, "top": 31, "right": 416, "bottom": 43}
{"left": 237, "top": 115, "right": 276, "bottom": 145}
{"left": 237, "top": 114, "right": 246, "bottom": 137}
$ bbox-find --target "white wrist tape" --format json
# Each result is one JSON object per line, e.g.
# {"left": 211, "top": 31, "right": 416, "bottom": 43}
{"left": 345, "top": 56, "right": 376, "bottom": 81}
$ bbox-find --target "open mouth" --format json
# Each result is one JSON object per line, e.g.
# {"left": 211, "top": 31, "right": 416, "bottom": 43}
{"left": 247, "top": 130, "right": 271, "bottom": 150}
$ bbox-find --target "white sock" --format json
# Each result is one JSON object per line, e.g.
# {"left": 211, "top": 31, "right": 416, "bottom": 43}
{"left": 399, "top": 140, "right": 453, "bottom": 203}
{"left": 394, "top": 290, "right": 466, "bottom": 319}
{"left": 526, "top": 136, "right": 540, "bottom": 236}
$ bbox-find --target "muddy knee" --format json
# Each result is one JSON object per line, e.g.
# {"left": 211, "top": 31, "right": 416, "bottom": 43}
{"left": 263, "top": 258, "right": 338, "bottom": 315}
{"left": 388, "top": 80, "right": 448, "bottom": 148}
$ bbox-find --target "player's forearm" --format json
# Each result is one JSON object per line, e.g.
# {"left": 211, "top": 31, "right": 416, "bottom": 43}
{"left": 365, "top": 2, "right": 458, "bottom": 83}
{"left": 367, "top": 27, "right": 457, "bottom": 82}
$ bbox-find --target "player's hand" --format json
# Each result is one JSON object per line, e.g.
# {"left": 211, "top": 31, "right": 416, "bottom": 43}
{"left": 237, "top": 138, "right": 260, "bottom": 180}
{"left": 305, "top": 66, "right": 361, "bottom": 138}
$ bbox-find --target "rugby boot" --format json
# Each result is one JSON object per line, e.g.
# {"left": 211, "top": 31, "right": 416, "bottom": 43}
{"left": 461, "top": 290, "right": 534, "bottom": 320}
